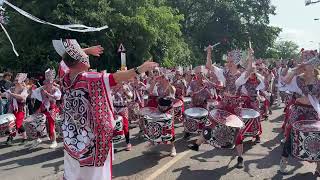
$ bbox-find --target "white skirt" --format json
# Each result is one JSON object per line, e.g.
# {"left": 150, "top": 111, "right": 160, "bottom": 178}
{"left": 63, "top": 149, "right": 112, "bottom": 180}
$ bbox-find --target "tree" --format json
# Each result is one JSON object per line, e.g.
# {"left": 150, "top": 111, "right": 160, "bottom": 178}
{"left": 0, "top": 0, "right": 190, "bottom": 73}
{"left": 265, "top": 40, "right": 299, "bottom": 60}
{"left": 167, "top": 0, "right": 281, "bottom": 63}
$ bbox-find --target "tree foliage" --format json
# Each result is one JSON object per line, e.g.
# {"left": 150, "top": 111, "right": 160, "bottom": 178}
{"left": 0, "top": 0, "right": 280, "bottom": 73}
{"left": 265, "top": 40, "right": 300, "bottom": 60}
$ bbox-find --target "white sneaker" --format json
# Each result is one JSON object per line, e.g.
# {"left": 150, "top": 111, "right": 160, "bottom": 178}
{"left": 280, "top": 158, "right": 288, "bottom": 174}
{"left": 170, "top": 147, "right": 177, "bottom": 157}
{"left": 49, "top": 141, "right": 58, "bottom": 149}
{"left": 31, "top": 138, "right": 42, "bottom": 148}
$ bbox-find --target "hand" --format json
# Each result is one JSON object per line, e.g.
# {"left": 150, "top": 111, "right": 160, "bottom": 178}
{"left": 138, "top": 61, "right": 159, "bottom": 74}
{"left": 85, "top": 45, "right": 104, "bottom": 57}
{"left": 248, "top": 48, "right": 254, "bottom": 58}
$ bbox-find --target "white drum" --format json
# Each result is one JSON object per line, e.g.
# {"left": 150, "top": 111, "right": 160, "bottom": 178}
{"left": 24, "top": 113, "right": 47, "bottom": 139}
{"left": 184, "top": 107, "right": 208, "bottom": 133}
{"left": 0, "top": 113, "right": 16, "bottom": 137}
{"left": 183, "top": 97, "right": 192, "bottom": 109}
{"left": 112, "top": 115, "right": 125, "bottom": 143}
{"left": 141, "top": 107, "right": 173, "bottom": 143}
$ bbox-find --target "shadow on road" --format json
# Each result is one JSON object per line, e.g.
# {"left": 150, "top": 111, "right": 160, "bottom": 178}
{"left": 0, "top": 147, "right": 63, "bottom": 170}
{"left": 173, "top": 165, "right": 236, "bottom": 180}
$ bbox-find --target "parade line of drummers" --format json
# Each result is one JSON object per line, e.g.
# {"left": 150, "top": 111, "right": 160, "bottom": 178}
{"left": 0, "top": 40, "right": 320, "bottom": 178}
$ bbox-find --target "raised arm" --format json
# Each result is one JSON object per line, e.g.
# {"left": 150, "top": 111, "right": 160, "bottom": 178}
{"left": 113, "top": 61, "right": 158, "bottom": 84}
{"left": 245, "top": 48, "right": 254, "bottom": 79}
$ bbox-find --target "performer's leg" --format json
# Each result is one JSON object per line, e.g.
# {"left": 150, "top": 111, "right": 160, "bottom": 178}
{"left": 170, "top": 136, "right": 177, "bottom": 157}
{"left": 189, "top": 135, "right": 205, "bottom": 151}
{"left": 44, "top": 111, "right": 57, "bottom": 148}
{"left": 122, "top": 112, "right": 131, "bottom": 151}
{"left": 235, "top": 133, "right": 244, "bottom": 168}
{"left": 280, "top": 136, "right": 291, "bottom": 173}
{"left": 9, "top": 111, "right": 27, "bottom": 145}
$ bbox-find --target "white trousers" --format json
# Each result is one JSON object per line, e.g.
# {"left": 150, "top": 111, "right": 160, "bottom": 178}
{"left": 63, "top": 149, "right": 112, "bottom": 180}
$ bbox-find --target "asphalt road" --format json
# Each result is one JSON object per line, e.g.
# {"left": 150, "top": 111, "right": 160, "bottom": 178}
{"left": 0, "top": 104, "right": 318, "bottom": 180}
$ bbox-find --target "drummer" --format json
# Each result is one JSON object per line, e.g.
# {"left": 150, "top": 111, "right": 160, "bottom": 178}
{"left": 172, "top": 67, "right": 187, "bottom": 121}
{"left": 30, "top": 69, "right": 62, "bottom": 148}
{"left": 112, "top": 82, "right": 133, "bottom": 151}
{"left": 235, "top": 65, "right": 265, "bottom": 141}
{"left": 189, "top": 48, "right": 252, "bottom": 168}
{"left": 279, "top": 50, "right": 320, "bottom": 175}
{"left": 0, "top": 72, "right": 13, "bottom": 115}
{"left": 146, "top": 74, "right": 177, "bottom": 157}
{"left": 127, "top": 76, "right": 147, "bottom": 135}
{"left": 4, "top": 73, "right": 29, "bottom": 145}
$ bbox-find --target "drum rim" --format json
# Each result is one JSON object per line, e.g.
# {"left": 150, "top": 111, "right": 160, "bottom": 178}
{"left": 184, "top": 107, "right": 208, "bottom": 117}
{"left": 236, "top": 108, "right": 260, "bottom": 119}
{"left": 292, "top": 120, "right": 320, "bottom": 132}
{"left": 209, "top": 109, "right": 244, "bottom": 128}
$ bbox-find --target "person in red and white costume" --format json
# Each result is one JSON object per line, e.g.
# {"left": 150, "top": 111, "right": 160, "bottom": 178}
{"left": 52, "top": 39, "right": 158, "bottom": 180}
{"left": 31, "top": 68, "right": 62, "bottom": 148}
{"left": 111, "top": 82, "right": 133, "bottom": 151}
{"left": 4, "top": 73, "right": 29, "bottom": 145}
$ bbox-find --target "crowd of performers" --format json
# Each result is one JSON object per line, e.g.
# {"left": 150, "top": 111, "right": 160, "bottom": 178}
{"left": 0, "top": 40, "right": 319, "bottom": 179}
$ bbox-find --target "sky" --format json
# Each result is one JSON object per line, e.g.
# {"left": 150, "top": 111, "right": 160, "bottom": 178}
{"left": 270, "top": 0, "right": 320, "bottom": 50}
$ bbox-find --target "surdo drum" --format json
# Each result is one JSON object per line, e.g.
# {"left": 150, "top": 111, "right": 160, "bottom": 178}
{"left": 55, "top": 114, "right": 63, "bottom": 139}
{"left": 184, "top": 107, "right": 208, "bottom": 133}
{"left": 112, "top": 115, "right": 125, "bottom": 143}
{"left": 24, "top": 113, "right": 47, "bottom": 139}
{"left": 173, "top": 99, "right": 183, "bottom": 122}
{"left": 140, "top": 107, "right": 173, "bottom": 143}
{"left": 183, "top": 97, "right": 192, "bottom": 110}
{"left": 203, "top": 109, "right": 244, "bottom": 148}
{"left": 292, "top": 120, "right": 320, "bottom": 162}
{"left": 235, "top": 108, "right": 261, "bottom": 137}
{"left": 0, "top": 113, "right": 16, "bottom": 137}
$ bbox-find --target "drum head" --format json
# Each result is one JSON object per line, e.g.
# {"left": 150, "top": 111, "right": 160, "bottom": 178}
{"left": 0, "top": 114, "right": 15, "bottom": 124}
{"left": 184, "top": 108, "right": 208, "bottom": 118}
{"left": 141, "top": 107, "right": 172, "bottom": 119}
{"left": 143, "top": 95, "right": 149, "bottom": 100}
{"left": 292, "top": 120, "right": 320, "bottom": 132}
{"left": 235, "top": 108, "right": 260, "bottom": 119}
{"left": 209, "top": 109, "right": 244, "bottom": 128}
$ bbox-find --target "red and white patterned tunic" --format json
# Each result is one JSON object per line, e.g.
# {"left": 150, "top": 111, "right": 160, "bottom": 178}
{"left": 61, "top": 72, "right": 116, "bottom": 167}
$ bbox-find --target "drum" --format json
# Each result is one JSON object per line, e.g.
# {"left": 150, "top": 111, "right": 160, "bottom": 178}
{"left": 183, "top": 97, "right": 192, "bottom": 109}
{"left": 0, "top": 99, "right": 8, "bottom": 115}
{"left": 235, "top": 108, "right": 261, "bottom": 137}
{"left": 112, "top": 115, "right": 125, "bottom": 143}
{"left": 0, "top": 113, "right": 16, "bottom": 137}
{"left": 203, "top": 109, "right": 244, "bottom": 148}
{"left": 173, "top": 99, "right": 183, "bottom": 122}
{"left": 141, "top": 107, "right": 173, "bottom": 143}
{"left": 128, "top": 102, "right": 140, "bottom": 124}
{"left": 184, "top": 107, "right": 208, "bottom": 133}
{"left": 143, "top": 95, "right": 149, "bottom": 107}
{"left": 292, "top": 120, "right": 320, "bottom": 162}
{"left": 24, "top": 113, "right": 47, "bottom": 139}
{"left": 55, "top": 114, "right": 63, "bottom": 139}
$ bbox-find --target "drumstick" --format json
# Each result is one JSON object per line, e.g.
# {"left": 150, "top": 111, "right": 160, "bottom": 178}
{"left": 204, "top": 42, "right": 221, "bottom": 51}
